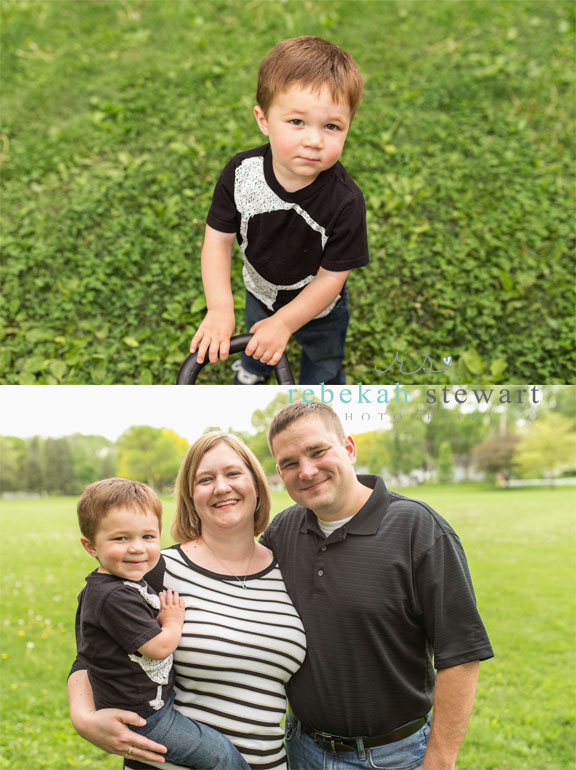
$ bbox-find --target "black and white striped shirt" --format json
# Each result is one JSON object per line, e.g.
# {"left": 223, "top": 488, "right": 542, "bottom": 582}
{"left": 126, "top": 545, "right": 306, "bottom": 770}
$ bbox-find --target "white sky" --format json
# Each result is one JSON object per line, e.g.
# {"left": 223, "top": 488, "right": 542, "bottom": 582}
{"left": 0, "top": 385, "right": 401, "bottom": 441}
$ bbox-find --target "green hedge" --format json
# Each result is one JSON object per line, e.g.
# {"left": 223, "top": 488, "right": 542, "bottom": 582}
{"left": 1, "top": 0, "right": 574, "bottom": 383}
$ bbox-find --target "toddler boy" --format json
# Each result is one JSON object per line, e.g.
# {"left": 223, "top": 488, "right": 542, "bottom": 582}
{"left": 74, "top": 477, "right": 249, "bottom": 770}
{"left": 190, "top": 36, "right": 369, "bottom": 385}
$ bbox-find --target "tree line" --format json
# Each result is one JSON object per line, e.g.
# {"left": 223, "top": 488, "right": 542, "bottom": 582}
{"left": 1, "top": 390, "right": 574, "bottom": 496}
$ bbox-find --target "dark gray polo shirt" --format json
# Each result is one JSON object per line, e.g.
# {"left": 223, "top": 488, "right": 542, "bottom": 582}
{"left": 260, "top": 475, "right": 493, "bottom": 737}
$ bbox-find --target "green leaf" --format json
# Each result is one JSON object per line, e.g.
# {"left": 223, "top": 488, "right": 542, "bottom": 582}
{"left": 461, "top": 349, "right": 485, "bottom": 376}
{"left": 191, "top": 296, "right": 207, "bottom": 314}
{"left": 123, "top": 337, "right": 140, "bottom": 348}
{"left": 490, "top": 359, "right": 508, "bottom": 377}
{"left": 48, "top": 360, "right": 67, "bottom": 380}
{"left": 25, "top": 328, "right": 54, "bottom": 344}
{"left": 22, "top": 356, "right": 45, "bottom": 373}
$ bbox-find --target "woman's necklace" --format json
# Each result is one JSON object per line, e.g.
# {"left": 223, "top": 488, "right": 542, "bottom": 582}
{"left": 201, "top": 539, "right": 256, "bottom": 590}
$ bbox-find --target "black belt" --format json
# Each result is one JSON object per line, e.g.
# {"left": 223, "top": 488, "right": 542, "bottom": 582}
{"left": 287, "top": 704, "right": 427, "bottom": 753}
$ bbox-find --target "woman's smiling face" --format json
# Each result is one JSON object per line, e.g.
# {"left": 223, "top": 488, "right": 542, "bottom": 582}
{"left": 192, "top": 442, "right": 258, "bottom": 535}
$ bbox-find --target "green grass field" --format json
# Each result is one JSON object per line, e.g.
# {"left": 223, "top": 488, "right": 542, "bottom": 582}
{"left": 1, "top": 486, "right": 574, "bottom": 768}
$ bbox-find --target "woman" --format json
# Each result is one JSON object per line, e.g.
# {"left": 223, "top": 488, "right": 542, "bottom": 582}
{"left": 68, "top": 432, "right": 306, "bottom": 770}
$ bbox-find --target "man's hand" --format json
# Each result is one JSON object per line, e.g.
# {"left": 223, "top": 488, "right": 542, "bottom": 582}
{"left": 157, "top": 589, "right": 185, "bottom": 628}
{"left": 246, "top": 315, "right": 292, "bottom": 366}
{"left": 190, "top": 309, "right": 236, "bottom": 364}
{"left": 74, "top": 706, "right": 168, "bottom": 762}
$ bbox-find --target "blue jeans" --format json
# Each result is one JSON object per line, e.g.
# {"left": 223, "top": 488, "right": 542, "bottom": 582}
{"left": 241, "top": 289, "right": 350, "bottom": 385}
{"left": 130, "top": 694, "right": 249, "bottom": 770}
{"left": 284, "top": 713, "right": 431, "bottom": 770}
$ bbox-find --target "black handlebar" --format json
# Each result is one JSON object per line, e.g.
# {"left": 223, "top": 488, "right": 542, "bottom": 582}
{"left": 177, "top": 334, "right": 295, "bottom": 385}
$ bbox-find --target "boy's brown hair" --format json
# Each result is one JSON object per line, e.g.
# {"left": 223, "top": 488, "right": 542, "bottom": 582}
{"left": 77, "top": 477, "right": 163, "bottom": 542}
{"left": 268, "top": 401, "right": 346, "bottom": 453}
{"left": 173, "top": 432, "right": 271, "bottom": 542}
{"left": 257, "top": 36, "right": 363, "bottom": 118}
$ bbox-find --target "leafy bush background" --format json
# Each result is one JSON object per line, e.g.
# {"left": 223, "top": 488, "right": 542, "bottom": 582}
{"left": 1, "top": 0, "right": 574, "bottom": 384}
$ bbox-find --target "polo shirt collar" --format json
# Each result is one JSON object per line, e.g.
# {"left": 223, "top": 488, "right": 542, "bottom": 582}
{"left": 300, "top": 475, "right": 391, "bottom": 537}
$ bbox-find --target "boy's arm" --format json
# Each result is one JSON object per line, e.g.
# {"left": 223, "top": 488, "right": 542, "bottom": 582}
{"left": 138, "top": 589, "right": 185, "bottom": 660}
{"left": 190, "top": 225, "right": 236, "bottom": 364}
{"left": 245, "top": 267, "right": 350, "bottom": 366}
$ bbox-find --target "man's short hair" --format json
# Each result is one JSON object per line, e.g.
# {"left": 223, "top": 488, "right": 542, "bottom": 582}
{"left": 257, "top": 36, "right": 363, "bottom": 118}
{"left": 77, "top": 477, "right": 163, "bottom": 542}
{"left": 172, "top": 432, "right": 271, "bottom": 542}
{"left": 268, "top": 402, "right": 346, "bottom": 453}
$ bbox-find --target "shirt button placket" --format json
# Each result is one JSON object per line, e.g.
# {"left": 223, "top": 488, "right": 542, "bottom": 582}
{"left": 314, "top": 544, "right": 327, "bottom": 590}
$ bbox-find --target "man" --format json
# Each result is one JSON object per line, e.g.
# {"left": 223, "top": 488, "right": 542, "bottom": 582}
{"left": 260, "top": 401, "right": 493, "bottom": 770}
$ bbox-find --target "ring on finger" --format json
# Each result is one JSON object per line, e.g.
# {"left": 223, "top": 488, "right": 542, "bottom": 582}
{"left": 124, "top": 745, "right": 135, "bottom": 758}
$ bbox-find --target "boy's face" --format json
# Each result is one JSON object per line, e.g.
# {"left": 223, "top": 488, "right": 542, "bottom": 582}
{"left": 81, "top": 507, "right": 161, "bottom": 582}
{"left": 254, "top": 84, "right": 351, "bottom": 192}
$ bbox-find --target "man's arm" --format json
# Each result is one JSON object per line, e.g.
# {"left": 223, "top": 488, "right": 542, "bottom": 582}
{"left": 190, "top": 225, "right": 237, "bottom": 363}
{"left": 421, "top": 661, "right": 479, "bottom": 770}
{"left": 67, "top": 669, "right": 168, "bottom": 762}
{"left": 245, "top": 267, "right": 350, "bottom": 365}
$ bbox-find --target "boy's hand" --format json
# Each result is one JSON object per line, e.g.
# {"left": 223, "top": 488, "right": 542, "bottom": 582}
{"left": 190, "top": 309, "right": 235, "bottom": 364}
{"left": 246, "top": 316, "right": 292, "bottom": 366}
{"left": 157, "top": 589, "right": 185, "bottom": 628}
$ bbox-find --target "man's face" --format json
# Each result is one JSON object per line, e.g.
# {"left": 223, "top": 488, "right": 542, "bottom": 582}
{"left": 254, "top": 83, "right": 351, "bottom": 193}
{"left": 272, "top": 415, "right": 358, "bottom": 520}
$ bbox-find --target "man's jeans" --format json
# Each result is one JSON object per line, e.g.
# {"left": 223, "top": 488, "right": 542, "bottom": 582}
{"left": 284, "top": 712, "right": 431, "bottom": 770}
{"left": 240, "top": 288, "right": 350, "bottom": 385}
{"left": 130, "top": 694, "right": 249, "bottom": 770}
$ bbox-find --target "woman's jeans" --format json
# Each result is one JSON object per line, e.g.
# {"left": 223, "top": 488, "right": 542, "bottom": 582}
{"left": 284, "top": 712, "right": 431, "bottom": 770}
{"left": 240, "top": 288, "right": 350, "bottom": 385}
{"left": 130, "top": 694, "right": 250, "bottom": 770}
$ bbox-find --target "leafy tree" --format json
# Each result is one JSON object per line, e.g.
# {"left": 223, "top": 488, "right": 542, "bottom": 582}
{"left": 68, "top": 434, "right": 117, "bottom": 492}
{"left": 246, "top": 392, "right": 294, "bottom": 476}
{"left": 424, "top": 402, "right": 492, "bottom": 476}
{"left": 117, "top": 426, "right": 189, "bottom": 491}
{"left": 354, "top": 431, "right": 387, "bottom": 474}
{"left": 25, "top": 436, "right": 45, "bottom": 494}
{"left": 547, "top": 387, "right": 576, "bottom": 427}
{"left": 251, "top": 392, "right": 293, "bottom": 434}
{"left": 514, "top": 412, "right": 576, "bottom": 482}
{"left": 0, "top": 436, "right": 27, "bottom": 493}
{"left": 472, "top": 433, "right": 521, "bottom": 482}
{"left": 44, "top": 437, "right": 76, "bottom": 495}
{"left": 387, "top": 410, "right": 427, "bottom": 479}
{"left": 436, "top": 441, "right": 455, "bottom": 484}
{"left": 383, "top": 392, "right": 428, "bottom": 478}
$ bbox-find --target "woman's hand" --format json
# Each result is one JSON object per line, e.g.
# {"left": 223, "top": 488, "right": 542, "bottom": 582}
{"left": 74, "top": 707, "right": 168, "bottom": 763}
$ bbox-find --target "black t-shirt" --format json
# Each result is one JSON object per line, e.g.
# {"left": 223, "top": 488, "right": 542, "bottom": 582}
{"left": 76, "top": 571, "right": 174, "bottom": 717}
{"left": 207, "top": 144, "right": 369, "bottom": 315}
{"left": 260, "top": 475, "right": 494, "bottom": 737}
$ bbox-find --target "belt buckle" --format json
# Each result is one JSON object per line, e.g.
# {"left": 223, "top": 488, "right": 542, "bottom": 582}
{"left": 315, "top": 731, "right": 353, "bottom": 752}
{"left": 315, "top": 731, "right": 332, "bottom": 748}
{"left": 315, "top": 731, "right": 337, "bottom": 752}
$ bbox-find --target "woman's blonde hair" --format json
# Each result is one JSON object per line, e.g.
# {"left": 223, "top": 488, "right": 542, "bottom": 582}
{"left": 172, "top": 432, "right": 271, "bottom": 542}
